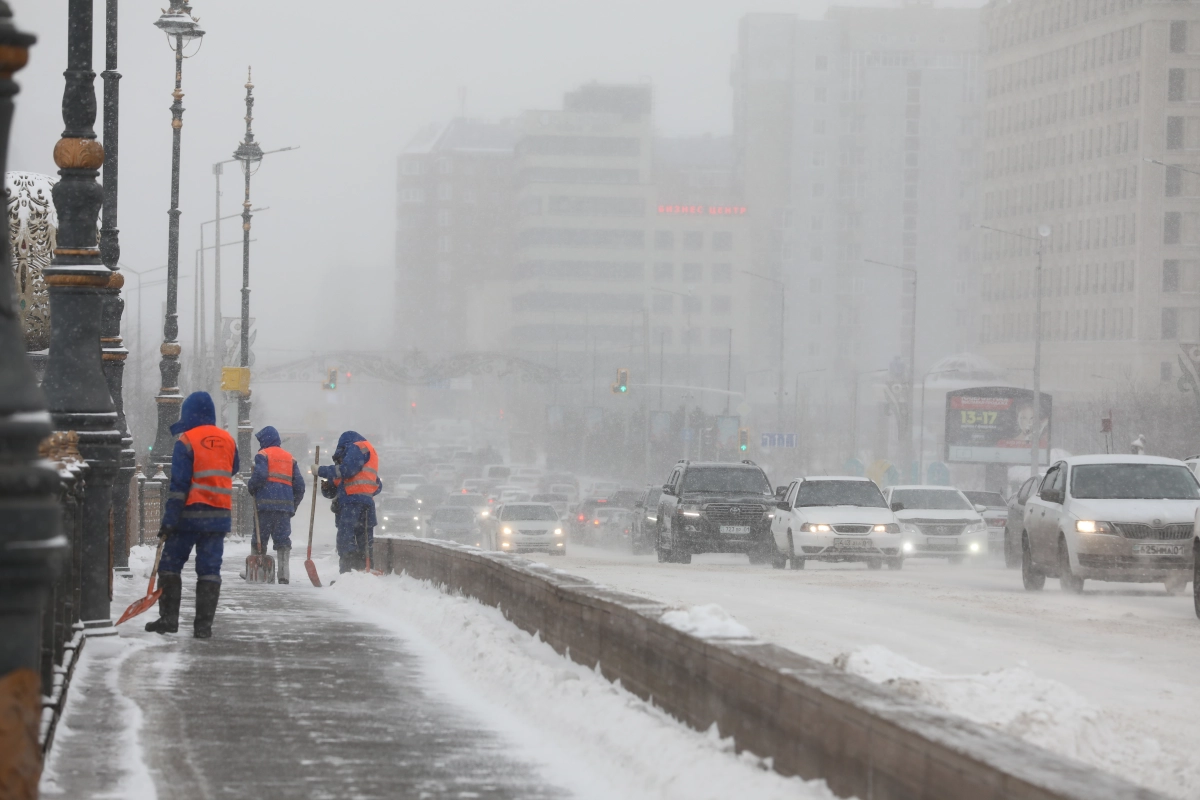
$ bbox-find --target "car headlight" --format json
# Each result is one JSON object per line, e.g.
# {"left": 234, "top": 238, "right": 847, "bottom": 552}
{"left": 873, "top": 523, "right": 900, "bottom": 534}
{"left": 801, "top": 523, "right": 831, "bottom": 533}
{"left": 1075, "top": 520, "right": 1116, "bottom": 534}
{"left": 900, "top": 522, "right": 920, "bottom": 534}
{"left": 383, "top": 516, "right": 389, "bottom": 521}
{"left": 966, "top": 522, "right": 987, "bottom": 534}
{"left": 554, "top": 528, "right": 563, "bottom": 536}
{"left": 480, "top": 510, "right": 489, "bottom": 517}
{"left": 969, "top": 542, "right": 981, "bottom": 553}
{"left": 502, "top": 527, "right": 512, "bottom": 535}
{"left": 902, "top": 541, "right": 914, "bottom": 553}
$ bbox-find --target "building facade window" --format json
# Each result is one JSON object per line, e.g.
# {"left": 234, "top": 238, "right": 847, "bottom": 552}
{"left": 683, "top": 231, "right": 703, "bottom": 250}
{"left": 682, "top": 263, "right": 703, "bottom": 282}
{"left": 711, "top": 264, "right": 732, "bottom": 282}
{"left": 654, "top": 262, "right": 674, "bottom": 281}
{"left": 655, "top": 231, "right": 675, "bottom": 250}
{"left": 652, "top": 294, "right": 673, "bottom": 313}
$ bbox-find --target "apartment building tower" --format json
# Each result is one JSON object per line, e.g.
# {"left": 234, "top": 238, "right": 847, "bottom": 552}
{"left": 978, "top": 0, "right": 1200, "bottom": 397}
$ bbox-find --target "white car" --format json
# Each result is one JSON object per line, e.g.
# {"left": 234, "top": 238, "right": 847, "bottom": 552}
{"left": 771, "top": 476, "right": 903, "bottom": 570}
{"left": 492, "top": 502, "right": 566, "bottom": 556}
{"left": 393, "top": 474, "right": 426, "bottom": 494}
{"left": 883, "top": 485, "right": 989, "bottom": 563}
{"left": 1022, "top": 455, "right": 1199, "bottom": 594}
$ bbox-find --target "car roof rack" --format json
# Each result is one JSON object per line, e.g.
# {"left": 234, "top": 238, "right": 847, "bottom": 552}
{"left": 741, "top": 460, "right": 757, "bottom": 466}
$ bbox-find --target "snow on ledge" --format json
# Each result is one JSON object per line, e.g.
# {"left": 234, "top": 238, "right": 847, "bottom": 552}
{"left": 659, "top": 603, "right": 755, "bottom": 640}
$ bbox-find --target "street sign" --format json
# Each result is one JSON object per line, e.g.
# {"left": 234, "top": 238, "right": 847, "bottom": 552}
{"left": 221, "top": 366, "right": 250, "bottom": 394}
{"left": 759, "top": 433, "right": 798, "bottom": 448}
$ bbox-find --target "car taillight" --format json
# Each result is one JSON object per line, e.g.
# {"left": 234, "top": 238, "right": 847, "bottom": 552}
{"left": 577, "top": 514, "right": 585, "bottom": 521}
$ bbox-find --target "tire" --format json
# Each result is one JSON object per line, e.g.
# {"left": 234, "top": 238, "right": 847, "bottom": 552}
{"left": 1058, "top": 536, "right": 1084, "bottom": 594}
{"left": 655, "top": 523, "right": 668, "bottom": 564}
{"left": 1194, "top": 544, "right": 1200, "bottom": 619}
{"left": 1003, "top": 528, "right": 1021, "bottom": 569}
{"left": 885, "top": 557, "right": 904, "bottom": 570}
{"left": 866, "top": 558, "right": 883, "bottom": 570}
{"left": 1165, "top": 572, "right": 1187, "bottom": 596}
{"left": 787, "top": 532, "right": 805, "bottom": 570}
{"left": 1021, "top": 534, "right": 1045, "bottom": 591}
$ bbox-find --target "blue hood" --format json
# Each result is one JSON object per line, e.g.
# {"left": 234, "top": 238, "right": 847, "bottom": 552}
{"left": 332, "top": 430, "right": 363, "bottom": 462}
{"left": 255, "top": 425, "right": 281, "bottom": 449}
{"left": 170, "top": 392, "right": 216, "bottom": 436}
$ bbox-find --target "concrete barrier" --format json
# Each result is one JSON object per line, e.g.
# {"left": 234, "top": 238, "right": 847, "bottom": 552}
{"left": 388, "top": 538, "right": 1164, "bottom": 800}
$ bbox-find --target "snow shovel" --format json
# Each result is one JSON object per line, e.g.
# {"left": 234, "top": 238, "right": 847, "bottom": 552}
{"left": 116, "top": 537, "right": 166, "bottom": 626}
{"left": 245, "top": 505, "right": 276, "bottom": 583}
{"left": 362, "top": 511, "right": 383, "bottom": 576}
{"left": 304, "top": 446, "right": 322, "bottom": 587}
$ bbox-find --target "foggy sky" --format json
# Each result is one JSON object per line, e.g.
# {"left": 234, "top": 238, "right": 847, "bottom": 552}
{"left": 9, "top": 0, "right": 982, "bottom": 365}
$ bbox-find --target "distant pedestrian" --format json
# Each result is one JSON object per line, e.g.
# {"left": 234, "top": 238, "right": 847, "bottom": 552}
{"left": 246, "top": 426, "right": 306, "bottom": 583}
{"left": 146, "top": 391, "right": 239, "bottom": 639}
{"left": 316, "top": 430, "right": 381, "bottom": 573}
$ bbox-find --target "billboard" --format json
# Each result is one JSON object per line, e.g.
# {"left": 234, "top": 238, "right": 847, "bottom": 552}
{"left": 944, "top": 387, "right": 1052, "bottom": 465}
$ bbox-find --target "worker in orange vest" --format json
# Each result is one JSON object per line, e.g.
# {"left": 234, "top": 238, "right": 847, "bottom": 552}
{"left": 246, "top": 426, "right": 306, "bottom": 583}
{"left": 147, "top": 391, "right": 239, "bottom": 639}
{"left": 315, "top": 430, "right": 381, "bottom": 572}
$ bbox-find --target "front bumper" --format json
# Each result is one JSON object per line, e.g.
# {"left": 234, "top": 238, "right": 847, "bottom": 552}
{"left": 1072, "top": 532, "right": 1193, "bottom": 581}
{"left": 903, "top": 532, "right": 988, "bottom": 558}
{"left": 795, "top": 531, "right": 901, "bottom": 561}
{"left": 498, "top": 534, "right": 565, "bottom": 553}
{"left": 675, "top": 513, "right": 773, "bottom": 554}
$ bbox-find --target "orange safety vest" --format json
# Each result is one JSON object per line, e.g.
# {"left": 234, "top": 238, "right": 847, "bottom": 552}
{"left": 260, "top": 445, "right": 295, "bottom": 487}
{"left": 336, "top": 440, "right": 379, "bottom": 496}
{"left": 179, "top": 425, "right": 237, "bottom": 509}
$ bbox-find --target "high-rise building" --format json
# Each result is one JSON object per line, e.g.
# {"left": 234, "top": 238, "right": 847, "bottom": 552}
{"left": 978, "top": 0, "right": 1200, "bottom": 400}
{"left": 734, "top": 4, "right": 983, "bottom": 463}
{"left": 395, "top": 119, "right": 518, "bottom": 355}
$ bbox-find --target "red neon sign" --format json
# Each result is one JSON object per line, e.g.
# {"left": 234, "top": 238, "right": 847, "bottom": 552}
{"left": 657, "top": 204, "right": 747, "bottom": 216}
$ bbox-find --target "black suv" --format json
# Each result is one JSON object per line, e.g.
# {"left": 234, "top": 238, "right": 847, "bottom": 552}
{"left": 655, "top": 461, "right": 779, "bottom": 565}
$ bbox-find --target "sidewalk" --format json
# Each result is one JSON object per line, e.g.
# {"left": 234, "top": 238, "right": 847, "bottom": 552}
{"left": 41, "top": 554, "right": 565, "bottom": 800}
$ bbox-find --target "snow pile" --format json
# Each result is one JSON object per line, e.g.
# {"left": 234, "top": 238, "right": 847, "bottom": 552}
{"left": 834, "top": 645, "right": 1200, "bottom": 799}
{"left": 660, "top": 603, "right": 755, "bottom": 639}
{"left": 328, "top": 573, "right": 837, "bottom": 800}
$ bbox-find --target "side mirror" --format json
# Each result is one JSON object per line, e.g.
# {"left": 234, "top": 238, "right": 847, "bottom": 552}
{"left": 890, "top": 501, "right": 905, "bottom": 512}
{"left": 1041, "top": 490, "right": 1063, "bottom": 504}
{"left": 777, "top": 500, "right": 791, "bottom": 512}
{"left": 974, "top": 504, "right": 987, "bottom": 513}
{"left": 662, "top": 484, "right": 674, "bottom": 495}
{"left": 775, "top": 485, "right": 788, "bottom": 498}
{"left": 634, "top": 501, "right": 644, "bottom": 509}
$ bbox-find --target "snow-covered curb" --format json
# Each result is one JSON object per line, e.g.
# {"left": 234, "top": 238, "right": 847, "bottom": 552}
{"left": 325, "top": 571, "right": 839, "bottom": 800}
{"left": 835, "top": 645, "right": 1200, "bottom": 799}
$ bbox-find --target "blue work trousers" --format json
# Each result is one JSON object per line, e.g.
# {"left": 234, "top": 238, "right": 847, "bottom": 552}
{"left": 255, "top": 510, "right": 293, "bottom": 552}
{"left": 159, "top": 531, "right": 226, "bottom": 583}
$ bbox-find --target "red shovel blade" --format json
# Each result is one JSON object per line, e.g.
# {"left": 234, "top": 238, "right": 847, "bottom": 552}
{"left": 116, "top": 587, "right": 162, "bottom": 626}
{"left": 304, "top": 558, "right": 322, "bottom": 587}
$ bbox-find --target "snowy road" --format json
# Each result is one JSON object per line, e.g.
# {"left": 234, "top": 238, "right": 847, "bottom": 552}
{"left": 525, "top": 546, "right": 1200, "bottom": 798}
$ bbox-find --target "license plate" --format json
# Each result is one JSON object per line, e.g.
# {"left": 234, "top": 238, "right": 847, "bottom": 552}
{"left": 833, "top": 539, "right": 871, "bottom": 549}
{"left": 719, "top": 525, "right": 751, "bottom": 535}
{"left": 1132, "top": 543, "right": 1184, "bottom": 556}
{"left": 925, "top": 538, "right": 960, "bottom": 550}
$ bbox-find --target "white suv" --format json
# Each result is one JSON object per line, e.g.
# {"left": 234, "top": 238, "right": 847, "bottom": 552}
{"left": 1022, "top": 455, "right": 1199, "bottom": 594}
{"left": 883, "top": 485, "right": 989, "bottom": 563}
{"left": 771, "top": 477, "right": 903, "bottom": 570}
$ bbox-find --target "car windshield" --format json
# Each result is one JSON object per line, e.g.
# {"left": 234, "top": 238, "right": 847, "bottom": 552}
{"left": 794, "top": 480, "right": 887, "bottom": 508}
{"left": 443, "top": 494, "right": 485, "bottom": 507}
{"left": 502, "top": 504, "right": 558, "bottom": 521}
{"left": 892, "top": 489, "right": 972, "bottom": 511}
{"left": 962, "top": 491, "right": 1006, "bottom": 507}
{"left": 1071, "top": 464, "right": 1200, "bottom": 500}
{"left": 381, "top": 498, "right": 418, "bottom": 514}
{"left": 433, "top": 508, "right": 477, "bottom": 524}
{"left": 531, "top": 494, "right": 567, "bottom": 503}
{"left": 397, "top": 475, "right": 424, "bottom": 484}
{"left": 680, "top": 468, "right": 771, "bottom": 494}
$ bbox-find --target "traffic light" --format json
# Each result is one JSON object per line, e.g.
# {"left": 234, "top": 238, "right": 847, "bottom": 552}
{"left": 738, "top": 428, "right": 749, "bottom": 452}
{"left": 612, "top": 367, "right": 629, "bottom": 394}
{"left": 410, "top": 401, "right": 417, "bottom": 414}
{"left": 323, "top": 368, "right": 338, "bottom": 390}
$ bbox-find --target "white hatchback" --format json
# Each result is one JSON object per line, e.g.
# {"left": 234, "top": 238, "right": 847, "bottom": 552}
{"left": 771, "top": 477, "right": 903, "bottom": 570}
{"left": 884, "top": 485, "right": 989, "bottom": 563}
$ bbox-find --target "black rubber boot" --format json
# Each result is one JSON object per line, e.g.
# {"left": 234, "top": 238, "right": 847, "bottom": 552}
{"left": 144, "top": 573, "right": 182, "bottom": 634}
{"left": 193, "top": 581, "right": 221, "bottom": 639}
{"left": 277, "top": 547, "right": 291, "bottom": 584}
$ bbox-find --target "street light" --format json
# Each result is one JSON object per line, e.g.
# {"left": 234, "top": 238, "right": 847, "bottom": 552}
{"left": 150, "top": 0, "right": 204, "bottom": 466}
{"left": 976, "top": 222, "right": 1052, "bottom": 480}
{"left": 652, "top": 286, "right": 696, "bottom": 399}
{"left": 232, "top": 69, "right": 264, "bottom": 474}
{"left": 864, "top": 258, "right": 918, "bottom": 477}
{"left": 917, "top": 368, "right": 962, "bottom": 483}
{"left": 739, "top": 270, "right": 787, "bottom": 429}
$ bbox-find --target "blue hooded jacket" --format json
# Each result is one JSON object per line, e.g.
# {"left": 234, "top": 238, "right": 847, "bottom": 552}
{"left": 161, "top": 392, "right": 240, "bottom": 534}
{"left": 316, "top": 430, "right": 380, "bottom": 512}
{"left": 247, "top": 426, "right": 306, "bottom": 514}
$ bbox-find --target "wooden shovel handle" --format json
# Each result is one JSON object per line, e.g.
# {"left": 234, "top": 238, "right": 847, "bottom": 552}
{"left": 307, "top": 445, "right": 320, "bottom": 558}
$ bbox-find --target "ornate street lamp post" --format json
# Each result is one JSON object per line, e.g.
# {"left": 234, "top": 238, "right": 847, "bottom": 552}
{"left": 42, "top": 0, "right": 121, "bottom": 630}
{"left": 232, "top": 70, "right": 263, "bottom": 473}
{"left": 0, "top": 4, "right": 62, "bottom": 791}
{"left": 98, "top": 0, "right": 135, "bottom": 573}
{"left": 150, "top": 1, "right": 204, "bottom": 465}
